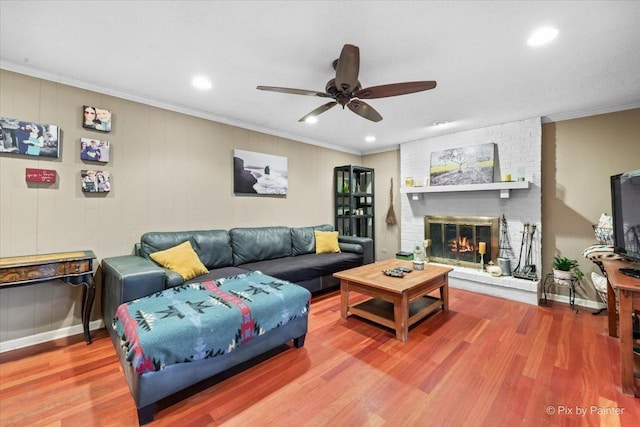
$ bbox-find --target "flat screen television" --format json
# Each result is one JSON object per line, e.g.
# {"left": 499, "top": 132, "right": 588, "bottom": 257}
{"left": 610, "top": 169, "right": 640, "bottom": 279}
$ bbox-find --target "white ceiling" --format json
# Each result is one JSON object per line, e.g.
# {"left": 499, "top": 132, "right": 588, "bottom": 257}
{"left": 1, "top": 1, "right": 640, "bottom": 154}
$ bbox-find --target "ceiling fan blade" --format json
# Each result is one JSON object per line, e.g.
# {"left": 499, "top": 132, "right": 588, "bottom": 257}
{"left": 335, "top": 44, "right": 360, "bottom": 93}
{"left": 298, "top": 101, "right": 338, "bottom": 122}
{"left": 257, "top": 86, "right": 331, "bottom": 98}
{"left": 354, "top": 81, "right": 437, "bottom": 99}
{"left": 347, "top": 100, "right": 383, "bottom": 122}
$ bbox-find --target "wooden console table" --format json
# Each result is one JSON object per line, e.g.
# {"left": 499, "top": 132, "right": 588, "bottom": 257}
{"left": 0, "top": 251, "right": 97, "bottom": 344}
{"left": 601, "top": 258, "right": 640, "bottom": 396}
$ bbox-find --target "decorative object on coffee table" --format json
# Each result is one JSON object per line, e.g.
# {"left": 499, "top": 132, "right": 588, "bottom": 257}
{"left": 383, "top": 268, "right": 406, "bottom": 277}
{"left": 413, "top": 243, "right": 425, "bottom": 270}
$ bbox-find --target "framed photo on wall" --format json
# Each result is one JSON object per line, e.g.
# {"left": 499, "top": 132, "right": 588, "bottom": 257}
{"left": 81, "top": 170, "right": 111, "bottom": 193}
{"left": 82, "top": 105, "right": 111, "bottom": 132}
{"left": 80, "top": 138, "right": 110, "bottom": 162}
{"left": 0, "top": 117, "right": 60, "bottom": 158}
{"left": 233, "top": 149, "right": 288, "bottom": 195}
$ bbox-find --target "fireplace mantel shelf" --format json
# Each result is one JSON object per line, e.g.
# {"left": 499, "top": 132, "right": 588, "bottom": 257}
{"left": 400, "top": 180, "right": 529, "bottom": 199}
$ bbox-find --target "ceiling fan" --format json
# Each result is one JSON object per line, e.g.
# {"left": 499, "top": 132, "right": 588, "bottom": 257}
{"left": 257, "top": 44, "right": 437, "bottom": 123}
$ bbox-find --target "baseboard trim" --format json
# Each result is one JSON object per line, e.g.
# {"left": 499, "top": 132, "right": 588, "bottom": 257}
{"left": 544, "top": 293, "right": 605, "bottom": 310}
{"left": 0, "top": 319, "right": 105, "bottom": 353}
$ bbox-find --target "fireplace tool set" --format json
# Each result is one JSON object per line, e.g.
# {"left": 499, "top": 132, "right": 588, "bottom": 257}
{"left": 513, "top": 223, "right": 538, "bottom": 280}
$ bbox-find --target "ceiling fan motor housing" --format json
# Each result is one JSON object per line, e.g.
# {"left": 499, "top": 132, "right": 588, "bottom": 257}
{"left": 325, "top": 78, "right": 362, "bottom": 107}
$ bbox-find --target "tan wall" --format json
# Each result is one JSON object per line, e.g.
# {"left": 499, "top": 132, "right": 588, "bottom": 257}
{"left": 541, "top": 108, "right": 640, "bottom": 302}
{"left": 362, "top": 149, "right": 401, "bottom": 261}
{"left": 0, "top": 70, "right": 361, "bottom": 345}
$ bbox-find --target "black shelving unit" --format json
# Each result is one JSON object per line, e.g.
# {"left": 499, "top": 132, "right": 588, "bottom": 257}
{"left": 334, "top": 165, "right": 375, "bottom": 248}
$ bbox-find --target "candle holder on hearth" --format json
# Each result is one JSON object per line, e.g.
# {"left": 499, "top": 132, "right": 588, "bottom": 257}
{"left": 478, "top": 242, "right": 487, "bottom": 271}
{"left": 423, "top": 239, "right": 431, "bottom": 263}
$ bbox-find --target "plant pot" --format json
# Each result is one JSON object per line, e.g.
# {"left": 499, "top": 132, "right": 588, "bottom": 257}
{"left": 553, "top": 269, "right": 573, "bottom": 286}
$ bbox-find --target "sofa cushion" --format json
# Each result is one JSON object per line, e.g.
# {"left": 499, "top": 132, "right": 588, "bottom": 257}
{"left": 140, "top": 230, "right": 233, "bottom": 270}
{"left": 291, "top": 224, "right": 334, "bottom": 256}
{"left": 230, "top": 226, "right": 292, "bottom": 266}
{"left": 149, "top": 241, "right": 209, "bottom": 281}
{"left": 314, "top": 231, "right": 341, "bottom": 254}
{"left": 241, "top": 252, "right": 362, "bottom": 283}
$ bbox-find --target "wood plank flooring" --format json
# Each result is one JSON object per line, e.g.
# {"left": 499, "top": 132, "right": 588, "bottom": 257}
{"left": 1, "top": 288, "right": 639, "bottom": 426}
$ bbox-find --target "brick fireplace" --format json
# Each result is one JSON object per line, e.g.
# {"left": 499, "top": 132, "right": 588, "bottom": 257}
{"left": 399, "top": 118, "right": 542, "bottom": 305}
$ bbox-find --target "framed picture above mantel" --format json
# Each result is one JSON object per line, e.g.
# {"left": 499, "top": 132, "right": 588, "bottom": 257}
{"left": 429, "top": 142, "right": 496, "bottom": 186}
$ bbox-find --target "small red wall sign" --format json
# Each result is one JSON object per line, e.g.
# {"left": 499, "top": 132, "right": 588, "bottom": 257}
{"left": 25, "top": 168, "right": 57, "bottom": 183}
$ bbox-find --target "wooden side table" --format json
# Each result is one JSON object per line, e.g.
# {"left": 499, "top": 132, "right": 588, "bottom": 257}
{"left": 0, "top": 251, "right": 97, "bottom": 344}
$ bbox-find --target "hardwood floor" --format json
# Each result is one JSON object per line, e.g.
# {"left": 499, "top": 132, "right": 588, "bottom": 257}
{"left": 1, "top": 288, "right": 639, "bottom": 426}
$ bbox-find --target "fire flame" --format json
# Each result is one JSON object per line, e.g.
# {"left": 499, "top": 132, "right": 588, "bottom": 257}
{"left": 449, "top": 236, "right": 475, "bottom": 253}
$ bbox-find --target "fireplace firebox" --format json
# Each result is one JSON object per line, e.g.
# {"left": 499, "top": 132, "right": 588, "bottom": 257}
{"left": 424, "top": 215, "right": 500, "bottom": 269}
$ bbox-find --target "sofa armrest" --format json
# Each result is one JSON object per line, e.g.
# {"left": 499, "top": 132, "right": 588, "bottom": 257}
{"left": 164, "top": 269, "right": 186, "bottom": 288}
{"left": 101, "top": 255, "right": 166, "bottom": 330}
{"left": 338, "top": 236, "right": 374, "bottom": 265}
{"left": 133, "top": 243, "right": 185, "bottom": 288}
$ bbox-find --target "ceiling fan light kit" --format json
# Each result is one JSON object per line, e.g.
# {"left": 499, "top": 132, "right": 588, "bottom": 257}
{"left": 257, "top": 44, "right": 437, "bottom": 123}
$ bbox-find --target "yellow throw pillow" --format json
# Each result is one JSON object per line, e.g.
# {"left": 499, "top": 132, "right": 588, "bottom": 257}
{"left": 314, "top": 230, "right": 341, "bottom": 254}
{"left": 149, "top": 240, "right": 208, "bottom": 281}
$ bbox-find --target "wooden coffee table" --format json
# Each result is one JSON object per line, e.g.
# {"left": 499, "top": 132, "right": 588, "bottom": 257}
{"left": 334, "top": 259, "right": 452, "bottom": 341}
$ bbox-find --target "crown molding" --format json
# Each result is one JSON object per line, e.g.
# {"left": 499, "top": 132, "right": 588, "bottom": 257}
{"left": 542, "top": 101, "right": 640, "bottom": 123}
{"left": 0, "top": 62, "right": 363, "bottom": 156}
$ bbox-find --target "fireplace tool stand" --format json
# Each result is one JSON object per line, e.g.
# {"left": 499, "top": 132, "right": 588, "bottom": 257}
{"left": 513, "top": 223, "right": 538, "bottom": 281}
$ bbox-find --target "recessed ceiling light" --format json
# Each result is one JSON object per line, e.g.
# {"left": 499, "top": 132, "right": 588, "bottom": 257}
{"left": 365, "top": 136, "right": 376, "bottom": 143}
{"left": 192, "top": 76, "right": 212, "bottom": 90}
{"left": 304, "top": 116, "right": 318, "bottom": 124}
{"left": 527, "top": 27, "right": 559, "bottom": 47}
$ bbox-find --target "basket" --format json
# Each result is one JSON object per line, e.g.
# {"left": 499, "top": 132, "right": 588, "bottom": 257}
{"left": 592, "top": 224, "right": 614, "bottom": 245}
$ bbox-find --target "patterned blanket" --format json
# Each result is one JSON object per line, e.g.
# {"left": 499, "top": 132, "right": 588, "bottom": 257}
{"left": 113, "top": 271, "right": 311, "bottom": 374}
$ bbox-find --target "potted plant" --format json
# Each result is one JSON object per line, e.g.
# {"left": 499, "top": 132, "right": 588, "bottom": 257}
{"left": 552, "top": 256, "right": 584, "bottom": 285}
